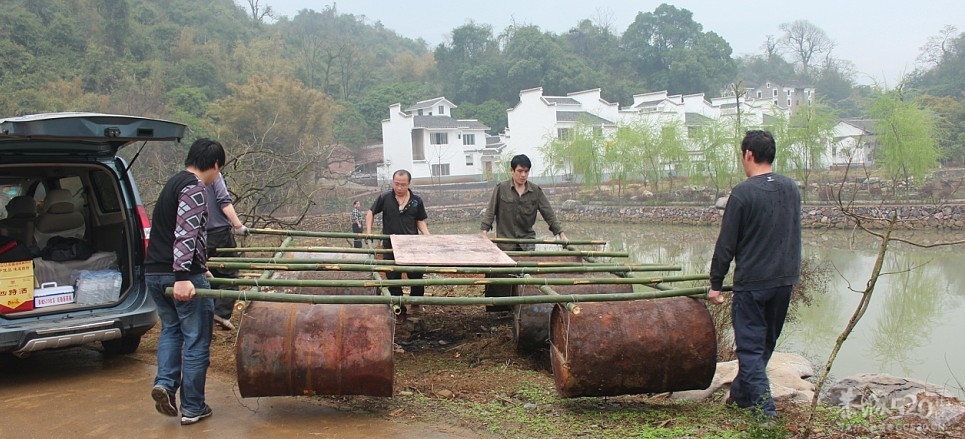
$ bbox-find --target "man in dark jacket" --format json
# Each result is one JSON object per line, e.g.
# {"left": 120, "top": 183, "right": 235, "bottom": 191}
{"left": 708, "top": 130, "right": 801, "bottom": 419}
{"left": 145, "top": 138, "right": 225, "bottom": 426}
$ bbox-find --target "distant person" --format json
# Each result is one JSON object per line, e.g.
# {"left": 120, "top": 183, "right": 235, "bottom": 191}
{"left": 145, "top": 138, "right": 225, "bottom": 426}
{"left": 351, "top": 200, "right": 363, "bottom": 248}
{"left": 707, "top": 130, "right": 802, "bottom": 419}
{"left": 365, "top": 170, "right": 429, "bottom": 316}
{"left": 481, "top": 154, "right": 567, "bottom": 250}
{"left": 205, "top": 172, "right": 249, "bottom": 331}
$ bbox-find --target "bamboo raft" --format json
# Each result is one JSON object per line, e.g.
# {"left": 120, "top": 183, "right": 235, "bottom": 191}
{"left": 178, "top": 228, "right": 724, "bottom": 399}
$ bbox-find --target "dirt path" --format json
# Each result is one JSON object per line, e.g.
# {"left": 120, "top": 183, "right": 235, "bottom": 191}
{"left": 0, "top": 346, "right": 482, "bottom": 439}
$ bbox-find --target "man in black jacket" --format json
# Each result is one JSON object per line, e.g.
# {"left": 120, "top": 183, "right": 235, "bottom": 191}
{"left": 145, "top": 138, "right": 225, "bottom": 426}
{"left": 708, "top": 130, "right": 801, "bottom": 419}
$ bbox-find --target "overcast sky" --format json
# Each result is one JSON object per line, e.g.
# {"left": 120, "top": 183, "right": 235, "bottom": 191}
{"left": 263, "top": 0, "right": 962, "bottom": 87}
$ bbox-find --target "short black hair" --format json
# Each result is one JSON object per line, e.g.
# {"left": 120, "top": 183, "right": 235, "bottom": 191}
{"left": 392, "top": 169, "right": 412, "bottom": 182}
{"left": 741, "top": 130, "right": 776, "bottom": 164}
{"left": 510, "top": 154, "right": 531, "bottom": 170}
{"left": 184, "top": 138, "right": 226, "bottom": 171}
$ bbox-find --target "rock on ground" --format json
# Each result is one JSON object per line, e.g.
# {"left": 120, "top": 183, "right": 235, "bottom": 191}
{"left": 823, "top": 373, "right": 965, "bottom": 430}
{"left": 670, "top": 352, "right": 815, "bottom": 404}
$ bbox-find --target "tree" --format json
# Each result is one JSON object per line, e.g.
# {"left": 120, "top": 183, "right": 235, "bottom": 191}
{"left": 622, "top": 4, "right": 736, "bottom": 96}
{"left": 434, "top": 22, "right": 505, "bottom": 103}
{"left": 206, "top": 74, "right": 338, "bottom": 227}
{"left": 870, "top": 87, "right": 941, "bottom": 189}
{"left": 538, "top": 120, "right": 606, "bottom": 186}
{"left": 779, "top": 20, "right": 835, "bottom": 78}
{"left": 688, "top": 119, "right": 741, "bottom": 196}
{"left": 777, "top": 100, "right": 837, "bottom": 202}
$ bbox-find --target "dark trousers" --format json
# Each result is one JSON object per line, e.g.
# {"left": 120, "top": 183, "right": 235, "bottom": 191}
{"left": 206, "top": 226, "right": 238, "bottom": 319}
{"left": 351, "top": 222, "right": 363, "bottom": 248}
{"left": 383, "top": 244, "right": 423, "bottom": 313}
{"left": 730, "top": 285, "right": 792, "bottom": 417}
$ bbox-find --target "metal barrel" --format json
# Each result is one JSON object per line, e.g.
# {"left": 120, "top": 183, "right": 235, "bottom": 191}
{"left": 510, "top": 256, "right": 630, "bottom": 354}
{"left": 549, "top": 297, "right": 717, "bottom": 397}
{"left": 236, "top": 253, "right": 393, "bottom": 397}
{"left": 236, "top": 301, "right": 394, "bottom": 397}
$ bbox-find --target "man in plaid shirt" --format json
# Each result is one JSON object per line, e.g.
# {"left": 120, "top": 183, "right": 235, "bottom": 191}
{"left": 351, "top": 200, "right": 364, "bottom": 248}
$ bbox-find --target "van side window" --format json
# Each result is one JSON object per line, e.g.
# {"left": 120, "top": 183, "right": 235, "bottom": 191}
{"left": 90, "top": 171, "right": 121, "bottom": 213}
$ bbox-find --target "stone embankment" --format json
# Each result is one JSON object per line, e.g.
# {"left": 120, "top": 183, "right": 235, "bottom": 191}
{"left": 302, "top": 202, "right": 965, "bottom": 232}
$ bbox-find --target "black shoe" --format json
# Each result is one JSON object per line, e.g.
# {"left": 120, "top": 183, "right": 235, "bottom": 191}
{"left": 151, "top": 385, "right": 178, "bottom": 417}
{"left": 180, "top": 404, "right": 213, "bottom": 425}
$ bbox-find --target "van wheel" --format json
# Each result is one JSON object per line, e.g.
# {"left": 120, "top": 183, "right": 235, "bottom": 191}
{"left": 101, "top": 335, "right": 142, "bottom": 355}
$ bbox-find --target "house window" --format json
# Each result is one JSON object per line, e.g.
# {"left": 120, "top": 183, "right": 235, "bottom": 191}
{"left": 431, "top": 133, "right": 448, "bottom": 145}
{"left": 787, "top": 90, "right": 792, "bottom": 96}
{"left": 463, "top": 134, "right": 475, "bottom": 146}
{"left": 418, "top": 109, "right": 423, "bottom": 115}
{"left": 766, "top": 82, "right": 771, "bottom": 88}
{"left": 438, "top": 105, "right": 445, "bottom": 115}
{"left": 431, "top": 163, "right": 450, "bottom": 176}
{"left": 787, "top": 99, "right": 792, "bottom": 106}
{"left": 593, "top": 127, "right": 603, "bottom": 138}
{"left": 756, "top": 91, "right": 762, "bottom": 99}
{"left": 558, "top": 128, "right": 571, "bottom": 140}
{"left": 466, "top": 155, "right": 474, "bottom": 166}
{"left": 772, "top": 89, "right": 778, "bottom": 97}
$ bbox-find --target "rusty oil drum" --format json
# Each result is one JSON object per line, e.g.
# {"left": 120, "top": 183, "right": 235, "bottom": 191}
{"left": 235, "top": 266, "right": 395, "bottom": 397}
{"left": 549, "top": 297, "right": 717, "bottom": 397}
{"left": 511, "top": 256, "right": 631, "bottom": 354}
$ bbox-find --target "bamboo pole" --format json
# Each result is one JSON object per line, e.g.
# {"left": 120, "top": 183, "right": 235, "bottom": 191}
{"left": 248, "top": 228, "right": 606, "bottom": 246}
{"left": 209, "top": 256, "right": 660, "bottom": 268}
{"left": 225, "top": 246, "right": 391, "bottom": 254}
{"left": 207, "top": 262, "right": 682, "bottom": 274}
{"left": 487, "top": 237, "right": 608, "bottom": 246}
{"left": 221, "top": 246, "right": 628, "bottom": 258}
{"left": 207, "top": 274, "right": 708, "bottom": 288}
{"left": 503, "top": 250, "right": 628, "bottom": 257}
{"left": 232, "top": 236, "right": 295, "bottom": 310}
{"left": 178, "top": 285, "right": 730, "bottom": 305}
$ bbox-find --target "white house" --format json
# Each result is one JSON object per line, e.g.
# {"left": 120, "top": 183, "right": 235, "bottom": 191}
{"left": 828, "top": 119, "right": 875, "bottom": 168}
{"left": 503, "top": 87, "right": 618, "bottom": 183}
{"left": 380, "top": 97, "right": 499, "bottom": 184}
{"left": 378, "top": 86, "right": 822, "bottom": 186}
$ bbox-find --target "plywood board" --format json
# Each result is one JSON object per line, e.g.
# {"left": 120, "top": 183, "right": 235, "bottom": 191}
{"left": 390, "top": 234, "right": 516, "bottom": 266}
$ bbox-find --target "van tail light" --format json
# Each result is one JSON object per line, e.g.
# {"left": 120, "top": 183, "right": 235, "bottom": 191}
{"left": 136, "top": 205, "right": 151, "bottom": 255}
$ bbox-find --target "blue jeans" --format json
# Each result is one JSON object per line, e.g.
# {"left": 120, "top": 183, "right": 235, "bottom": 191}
{"left": 147, "top": 273, "right": 213, "bottom": 417}
{"left": 730, "top": 285, "right": 792, "bottom": 417}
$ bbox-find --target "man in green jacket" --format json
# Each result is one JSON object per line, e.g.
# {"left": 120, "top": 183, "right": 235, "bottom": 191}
{"left": 481, "top": 154, "right": 567, "bottom": 251}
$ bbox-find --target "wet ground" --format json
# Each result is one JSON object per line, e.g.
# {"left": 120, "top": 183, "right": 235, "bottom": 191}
{"left": 0, "top": 346, "right": 482, "bottom": 439}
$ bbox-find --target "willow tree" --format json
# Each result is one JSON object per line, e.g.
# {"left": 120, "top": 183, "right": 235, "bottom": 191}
{"left": 871, "top": 87, "right": 940, "bottom": 191}
{"left": 780, "top": 101, "right": 837, "bottom": 202}
{"left": 688, "top": 119, "right": 741, "bottom": 197}
{"left": 538, "top": 121, "right": 606, "bottom": 186}
{"left": 603, "top": 122, "right": 649, "bottom": 199}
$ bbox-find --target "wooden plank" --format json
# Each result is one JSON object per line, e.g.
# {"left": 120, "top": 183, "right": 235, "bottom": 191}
{"left": 390, "top": 234, "right": 516, "bottom": 266}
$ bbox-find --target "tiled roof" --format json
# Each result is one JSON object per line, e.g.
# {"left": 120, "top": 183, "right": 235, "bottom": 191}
{"left": 685, "top": 112, "right": 715, "bottom": 125}
{"left": 405, "top": 97, "right": 450, "bottom": 112}
{"left": 544, "top": 97, "right": 580, "bottom": 105}
{"left": 413, "top": 115, "right": 490, "bottom": 131}
{"left": 556, "top": 111, "right": 614, "bottom": 125}
{"left": 842, "top": 119, "right": 875, "bottom": 133}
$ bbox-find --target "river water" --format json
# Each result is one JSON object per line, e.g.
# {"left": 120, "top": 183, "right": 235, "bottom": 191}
{"left": 434, "top": 221, "right": 965, "bottom": 397}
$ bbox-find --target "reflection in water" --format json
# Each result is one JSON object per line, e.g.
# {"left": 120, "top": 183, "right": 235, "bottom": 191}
{"left": 432, "top": 221, "right": 965, "bottom": 396}
{"left": 868, "top": 254, "right": 943, "bottom": 376}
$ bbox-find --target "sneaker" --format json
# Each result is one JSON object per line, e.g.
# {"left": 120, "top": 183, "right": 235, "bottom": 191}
{"left": 180, "top": 405, "right": 213, "bottom": 425}
{"left": 151, "top": 385, "right": 178, "bottom": 417}
{"left": 213, "top": 315, "right": 235, "bottom": 331}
